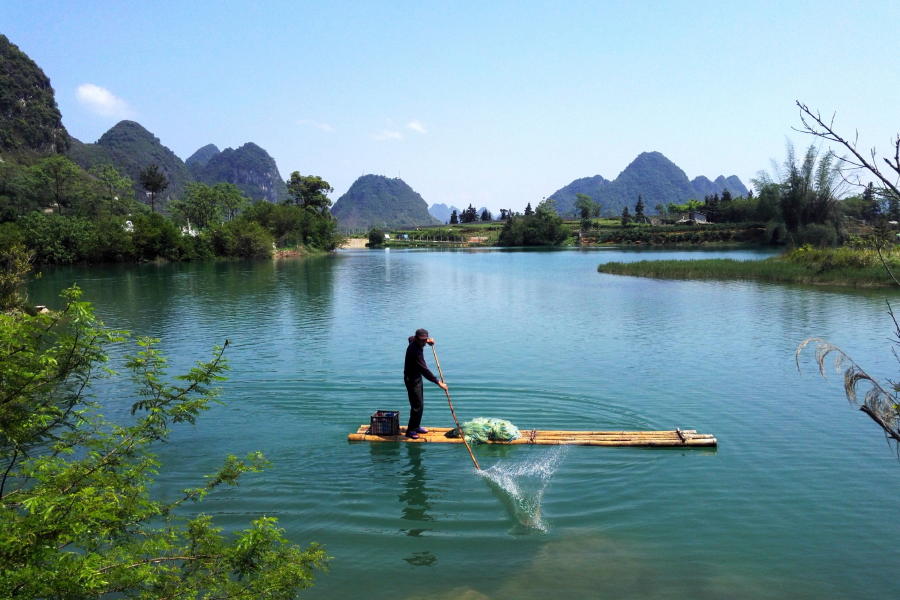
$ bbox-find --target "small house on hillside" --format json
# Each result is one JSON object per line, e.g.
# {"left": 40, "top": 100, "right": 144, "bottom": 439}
{"left": 676, "top": 212, "right": 708, "bottom": 225}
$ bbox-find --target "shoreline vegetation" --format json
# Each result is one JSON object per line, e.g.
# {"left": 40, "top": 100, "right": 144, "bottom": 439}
{"left": 597, "top": 245, "right": 900, "bottom": 287}
{"left": 363, "top": 220, "right": 774, "bottom": 249}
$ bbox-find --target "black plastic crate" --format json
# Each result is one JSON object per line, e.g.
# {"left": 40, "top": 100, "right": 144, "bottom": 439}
{"left": 370, "top": 410, "right": 400, "bottom": 435}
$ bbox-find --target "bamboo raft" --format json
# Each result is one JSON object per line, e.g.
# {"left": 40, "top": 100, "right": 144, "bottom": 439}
{"left": 348, "top": 426, "right": 717, "bottom": 447}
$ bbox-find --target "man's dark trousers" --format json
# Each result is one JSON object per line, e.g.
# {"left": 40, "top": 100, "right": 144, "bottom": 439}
{"left": 404, "top": 374, "right": 424, "bottom": 432}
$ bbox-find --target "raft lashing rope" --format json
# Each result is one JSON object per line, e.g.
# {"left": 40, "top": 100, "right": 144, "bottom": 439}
{"left": 448, "top": 417, "right": 522, "bottom": 444}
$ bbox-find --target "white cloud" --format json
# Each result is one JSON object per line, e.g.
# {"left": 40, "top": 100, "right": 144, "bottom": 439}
{"left": 406, "top": 120, "right": 426, "bottom": 133}
{"left": 298, "top": 119, "right": 334, "bottom": 132}
{"left": 372, "top": 130, "right": 403, "bottom": 141}
{"left": 75, "top": 84, "right": 133, "bottom": 119}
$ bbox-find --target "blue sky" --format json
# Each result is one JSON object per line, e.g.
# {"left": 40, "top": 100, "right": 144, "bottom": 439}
{"left": 2, "top": 0, "right": 897, "bottom": 212}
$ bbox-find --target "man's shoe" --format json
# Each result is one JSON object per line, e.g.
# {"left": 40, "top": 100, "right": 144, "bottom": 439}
{"left": 416, "top": 427, "right": 429, "bottom": 434}
{"left": 405, "top": 432, "right": 420, "bottom": 439}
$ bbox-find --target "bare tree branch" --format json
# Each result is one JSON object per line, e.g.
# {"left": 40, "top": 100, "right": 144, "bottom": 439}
{"left": 793, "top": 101, "right": 900, "bottom": 199}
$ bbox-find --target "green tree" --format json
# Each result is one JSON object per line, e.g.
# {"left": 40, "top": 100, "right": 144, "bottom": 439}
{"left": 30, "top": 155, "right": 82, "bottom": 214}
{"left": 240, "top": 201, "right": 342, "bottom": 251}
{"left": 0, "top": 280, "right": 327, "bottom": 597}
{"left": 286, "top": 173, "right": 333, "bottom": 213}
{"left": 90, "top": 164, "right": 135, "bottom": 214}
{"left": 138, "top": 163, "right": 169, "bottom": 213}
{"left": 209, "top": 220, "right": 275, "bottom": 258}
{"left": 634, "top": 194, "right": 646, "bottom": 223}
{"left": 655, "top": 203, "right": 667, "bottom": 218}
{"left": 573, "top": 193, "right": 596, "bottom": 220}
{"left": 480, "top": 208, "right": 492, "bottom": 221}
{"left": 450, "top": 210, "right": 458, "bottom": 225}
{"left": 704, "top": 192, "right": 720, "bottom": 222}
{"left": 524, "top": 202, "right": 534, "bottom": 216}
{"left": 498, "top": 199, "right": 570, "bottom": 246}
{"left": 621, "top": 206, "right": 632, "bottom": 227}
{"left": 752, "top": 141, "right": 843, "bottom": 235}
{"left": 860, "top": 183, "right": 881, "bottom": 223}
{"left": 0, "top": 162, "right": 38, "bottom": 218}
{"left": 460, "top": 204, "right": 479, "bottom": 223}
{"left": 216, "top": 182, "right": 250, "bottom": 221}
{"left": 169, "top": 182, "right": 222, "bottom": 229}
{"left": 888, "top": 195, "right": 900, "bottom": 222}
{"left": 535, "top": 198, "right": 558, "bottom": 216}
{"left": 367, "top": 227, "right": 385, "bottom": 247}
{"left": 0, "top": 243, "right": 34, "bottom": 310}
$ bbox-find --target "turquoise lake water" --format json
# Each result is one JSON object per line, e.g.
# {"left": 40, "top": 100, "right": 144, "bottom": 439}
{"left": 28, "top": 247, "right": 900, "bottom": 599}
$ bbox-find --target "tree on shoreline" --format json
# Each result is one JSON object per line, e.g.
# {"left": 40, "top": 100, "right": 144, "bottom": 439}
{"left": 287, "top": 173, "right": 334, "bottom": 214}
{"left": 498, "top": 198, "right": 569, "bottom": 246}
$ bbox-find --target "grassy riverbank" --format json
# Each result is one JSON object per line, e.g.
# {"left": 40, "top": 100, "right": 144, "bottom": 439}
{"left": 598, "top": 246, "right": 900, "bottom": 287}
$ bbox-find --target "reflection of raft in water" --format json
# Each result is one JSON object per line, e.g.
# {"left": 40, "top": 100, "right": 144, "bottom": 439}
{"left": 348, "top": 426, "right": 717, "bottom": 447}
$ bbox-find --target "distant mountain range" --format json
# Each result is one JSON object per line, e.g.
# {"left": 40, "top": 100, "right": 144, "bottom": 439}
{"left": 332, "top": 175, "right": 440, "bottom": 229}
{"left": 428, "top": 203, "right": 460, "bottom": 223}
{"left": 549, "top": 152, "right": 750, "bottom": 216}
{"left": 187, "top": 142, "right": 288, "bottom": 203}
{"left": 69, "top": 121, "right": 194, "bottom": 200}
{"left": 0, "top": 33, "right": 750, "bottom": 224}
{"left": 66, "top": 121, "right": 288, "bottom": 205}
{"left": 0, "top": 34, "right": 289, "bottom": 206}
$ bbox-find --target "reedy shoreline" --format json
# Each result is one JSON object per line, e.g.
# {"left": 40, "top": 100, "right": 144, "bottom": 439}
{"left": 598, "top": 247, "right": 900, "bottom": 288}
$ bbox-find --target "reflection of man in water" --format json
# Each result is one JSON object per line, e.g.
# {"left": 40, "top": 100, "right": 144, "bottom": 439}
{"left": 400, "top": 444, "right": 437, "bottom": 565}
{"left": 399, "top": 444, "right": 432, "bottom": 532}
{"left": 403, "top": 328, "right": 448, "bottom": 439}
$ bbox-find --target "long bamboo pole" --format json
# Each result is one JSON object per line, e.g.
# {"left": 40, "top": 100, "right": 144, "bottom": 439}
{"left": 431, "top": 345, "right": 481, "bottom": 470}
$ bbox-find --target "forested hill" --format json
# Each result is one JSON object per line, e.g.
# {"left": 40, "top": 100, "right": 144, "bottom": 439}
{"left": 185, "top": 144, "right": 220, "bottom": 169}
{"left": 332, "top": 175, "right": 440, "bottom": 229}
{"left": 690, "top": 175, "right": 749, "bottom": 199}
{"left": 548, "top": 152, "right": 749, "bottom": 215}
{"left": 187, "top": 142, "right": 288, "bottom": 203}
{"left": 546, "top": 175, "right": 610, "bottom": 215}
{"left": 0, "top": 34, "right": 69, "bottom": 155}
{"left": 68, "top": 120, "right": 193, "bottom": 201}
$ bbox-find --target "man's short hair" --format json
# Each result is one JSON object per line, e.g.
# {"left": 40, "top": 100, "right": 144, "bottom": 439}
{"left": 415, "top": 328, "right": 429, "bottom": 339}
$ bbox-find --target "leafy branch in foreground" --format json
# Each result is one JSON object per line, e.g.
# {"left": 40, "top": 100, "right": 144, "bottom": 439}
{"left": 0, "top": 286, "right": 326, "bottom": 598}
{"left": 796, "top": 300, "right": 900, "bottom": 451}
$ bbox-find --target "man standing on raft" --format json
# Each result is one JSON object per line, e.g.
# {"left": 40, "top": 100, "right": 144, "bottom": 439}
{"left": 404, "top": 328, "right": 448, "bottom": 439}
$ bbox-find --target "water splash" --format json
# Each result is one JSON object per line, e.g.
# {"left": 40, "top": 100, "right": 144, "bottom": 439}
{"left": 478, "top": 447, "right": 568, "bottom": 532}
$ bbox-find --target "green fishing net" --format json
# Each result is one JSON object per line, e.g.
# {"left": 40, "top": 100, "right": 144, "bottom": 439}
{"left": 448, "top": 417, "right": 522, "bottom": 444}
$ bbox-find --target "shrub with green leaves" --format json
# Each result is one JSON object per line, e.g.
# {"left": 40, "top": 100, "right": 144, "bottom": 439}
{"left": 498, "top": 200, "right": 570, "bottom": 246}
{"left": 367, "top": 227, "right": 384, "bottom": 247}
{"left": 0, "top": 286, "right": 327, "bottom": 598}
{"left": 210, "top": 220, "right": 274, "bottom": 259}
